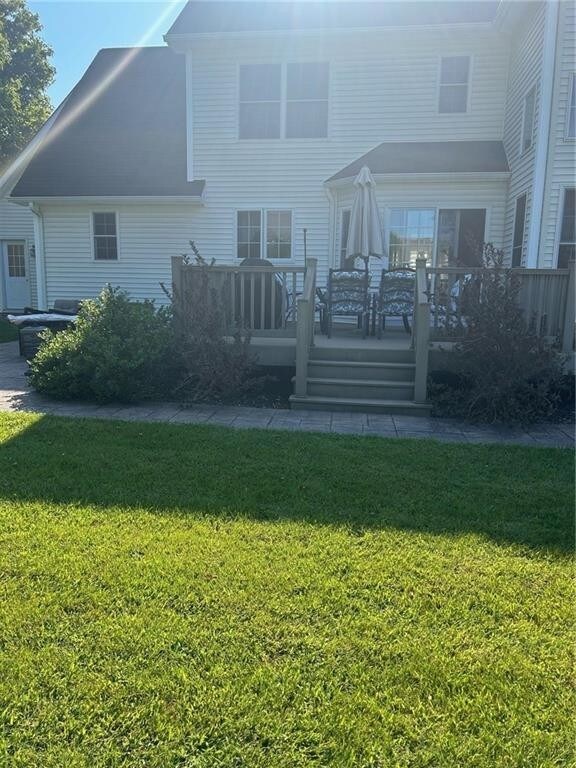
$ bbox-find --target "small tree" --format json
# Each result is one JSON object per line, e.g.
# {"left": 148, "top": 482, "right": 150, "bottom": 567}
{"left": 0, "top": 0, "right": 54, "bottom": 168}
{"left": 167, "top": 243, "right": 265, "bottom": 403}
{"left": 429, "top": 244, "right": 566, "bottom": 425}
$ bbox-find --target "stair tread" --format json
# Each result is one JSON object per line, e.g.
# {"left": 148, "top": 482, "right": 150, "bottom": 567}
{"left": 290, "top": 395, "right": 429, "bottom": 408}
{"left": 307, "top": 377, "right": 414, "bottom": 388}
{"left": 309, "top": 360, "right": 415, "bottom": 369}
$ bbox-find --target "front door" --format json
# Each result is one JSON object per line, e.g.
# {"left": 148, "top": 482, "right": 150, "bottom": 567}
{"left": 2, "top": 241, "right": 30, "bottom": 310}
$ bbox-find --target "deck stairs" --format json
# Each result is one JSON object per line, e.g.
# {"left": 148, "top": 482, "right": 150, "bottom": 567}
{"left": 289, "top": 339, "right": 432, "bottom": 415}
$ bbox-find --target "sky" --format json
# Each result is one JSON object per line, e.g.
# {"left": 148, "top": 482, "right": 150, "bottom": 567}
{"left": 29, "top": 1, "right": 187, "bottom": 108}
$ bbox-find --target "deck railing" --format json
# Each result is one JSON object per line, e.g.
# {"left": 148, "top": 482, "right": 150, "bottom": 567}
{"left": 426, "top": 261, "right": 575, "bottom": 352}
{"left": 171, "top": 257, "right": 307, "bottom": 334}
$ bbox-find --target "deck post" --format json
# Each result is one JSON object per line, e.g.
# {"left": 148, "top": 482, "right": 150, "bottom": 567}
{"left": 295, "top": 258, "right": 317, "bottom": 398}
{"left": 413, "top": 258, "right": 430, "bottom": 404}
{"left": 562, "top": 259, "right": 575, "bottom": 354}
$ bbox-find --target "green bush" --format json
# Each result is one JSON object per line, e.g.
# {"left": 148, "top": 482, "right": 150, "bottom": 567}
{"left": 428, "top": 245, "right": 567, "bottom": 425}
{"left": 29, "top": 286, "right": 174, "bottom": 403}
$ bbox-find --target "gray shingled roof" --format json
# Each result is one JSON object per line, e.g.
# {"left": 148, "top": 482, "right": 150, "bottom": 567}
{"left": 327, "top": 141, "right": 510, "bottom": 182}
{"left": 167, "top": 1, "right": 500, "bottom": 36}
{"left": 11, "top": 47, "right": 205, "bottom": 199}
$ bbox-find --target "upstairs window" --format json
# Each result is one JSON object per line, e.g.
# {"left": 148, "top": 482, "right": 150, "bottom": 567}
{"left": 511, "top": 194, "right": 527, "bottom": 267}
{"left": 439, "top": 56, "right": 470, "bottom": 113}
{"left": 558, "top": 188, "right": 575, "bottom": 268}
{"left": 239, "top": 64, "right": 281, "bottom": 139}
{"left": 566, "top": 74, "right": 575, "bottom": 139}
{"left": 239, "top": 62, "right": 328, "bottom": 139}
{"left": 521, "top": 86, "right": 536, "bottom": 153}
{"left": 286, "top": 63, "right": 329, "bottom": 138}
{"left": 92, "top": 212, "right": 118, "bottom": 260}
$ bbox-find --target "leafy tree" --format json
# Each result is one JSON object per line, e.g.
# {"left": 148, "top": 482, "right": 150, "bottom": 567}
{"left": 0, "top": 0, "right": 54, "bottom": 169}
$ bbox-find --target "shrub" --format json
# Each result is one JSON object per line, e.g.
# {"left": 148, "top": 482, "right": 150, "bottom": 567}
{"left": 29, "top": 286, "right": 174, "bottom": 403}
{"left": 168, "top": 245, "right": 266, "bottom": 404}
{"left": 428, "top": 244, "right": 567, "bottom": 425}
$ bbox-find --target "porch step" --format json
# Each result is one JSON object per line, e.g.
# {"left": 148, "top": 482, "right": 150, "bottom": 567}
{"left": 306, "top": 377, "right": 414, "bottom": 401}
{"left": 309, "top": 346, "right": 414, "bottom": 364}
{"left": 307, "top": 359, "right": 415, "bottom": 382}
{"left": 289, "top": 395, "right": 432, "bottom": 416}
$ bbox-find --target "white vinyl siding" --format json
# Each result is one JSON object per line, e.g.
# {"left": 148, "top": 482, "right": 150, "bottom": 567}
{"left": 0, "top": 200, "right": 36, "bottom": 310}
{"left": 502, "top": 2, "right": 546, "bottom": 265}
{"left": 438, "top": 56, "right": 470, "bottom": 114}
{"left": 565, "top": 73, "right": 576, "bottom": 139}
{"left": 538, "top": 0, "right": 576, "bottom": 266}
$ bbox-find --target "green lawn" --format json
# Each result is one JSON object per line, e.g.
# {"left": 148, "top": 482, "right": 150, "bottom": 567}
{"left": 0, "top": 317, "right": 18, "bottom": 343}
{"left": 0, "top": 412, "right": 572, "bottom": 767}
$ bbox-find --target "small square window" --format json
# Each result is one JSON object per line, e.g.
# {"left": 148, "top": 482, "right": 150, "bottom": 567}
{"left": 93, "top": 212, "right": 118, "bottom": 260}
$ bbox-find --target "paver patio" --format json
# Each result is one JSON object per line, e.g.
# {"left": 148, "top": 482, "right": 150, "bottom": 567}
{"left": 0, "top": 341, "right": 573, "bottom": 447}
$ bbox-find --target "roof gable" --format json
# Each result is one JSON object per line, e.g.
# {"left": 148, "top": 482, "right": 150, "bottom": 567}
{"left": 11, "top": 47, "right": 204, "bottom": 199}
{"left": 327, "top": 141, "right": 510, "bottom": 182}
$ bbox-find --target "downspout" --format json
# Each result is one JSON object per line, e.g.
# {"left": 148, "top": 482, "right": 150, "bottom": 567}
{"left": 526, "top": 0, "right": 560, "bottom": 268}
{"left": 324, "top": 183, "right": 337, "bottom": 268}
{"left": 30, "top": 204, "right": 47, "bottom": 309}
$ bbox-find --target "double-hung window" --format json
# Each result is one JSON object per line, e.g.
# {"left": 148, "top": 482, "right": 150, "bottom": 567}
{"left": 521, "top": 86, "right": 536, "bottom": 153}
{"left": 438, "top": 56, "right": 470, "bottom": 113}
{"left": 511, "top": 194, "right": 527, "bottom": 267}
{"left": 566, "top": 74, "right": 576, "bottom": 139}
{"left": 92, "top": 212, "right": 118, "bottom": 260}
{"left": 238, "top": 64, "right": 282, "bottom": 140}
{"left": 237, "top": 210, "right": 292, "bottom": 260}
{"left": 239, "top": 63, "right": 328, "bottom": 139}
{"left": 557, "top": 188, "right": 575, "bottom": 269}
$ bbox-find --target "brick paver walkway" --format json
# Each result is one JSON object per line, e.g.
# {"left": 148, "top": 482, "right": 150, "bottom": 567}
{"left": 0, "top": 342, "right": 573, "bottom": 448}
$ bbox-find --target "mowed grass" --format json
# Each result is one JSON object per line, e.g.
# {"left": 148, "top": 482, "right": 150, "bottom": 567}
{"left": 0, "top": 412, "right": 573, "bottom": 768}
{"left": 0, "top": 318, "right": 18, "bottom": 343}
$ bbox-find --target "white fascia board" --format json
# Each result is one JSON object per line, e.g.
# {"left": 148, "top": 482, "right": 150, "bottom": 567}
{"left": 8, "top": 195, "right": 206, "bottom": 206}
{"left": 165, "top": 21, "right": 494, "bottom": 48}
{"left": 324, "top": 172, "right": 511, "bottom": 189}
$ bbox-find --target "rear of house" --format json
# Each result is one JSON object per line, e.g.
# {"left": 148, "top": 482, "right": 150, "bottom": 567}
{"left": 0, "top": 0, "right": 574, "bottom": 311}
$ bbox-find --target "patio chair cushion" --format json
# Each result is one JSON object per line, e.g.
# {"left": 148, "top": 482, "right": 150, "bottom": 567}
{"left": 379, "top": 268, "right": 415, "bottom": 316}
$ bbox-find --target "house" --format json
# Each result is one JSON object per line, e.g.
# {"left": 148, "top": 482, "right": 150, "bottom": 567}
{"left": 0, "top": 0, "right": 574, "bottom": 315}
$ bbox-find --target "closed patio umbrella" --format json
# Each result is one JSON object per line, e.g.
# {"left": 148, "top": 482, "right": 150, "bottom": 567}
{"left": 346, "top": 165, "right": 386, "bottom": 269}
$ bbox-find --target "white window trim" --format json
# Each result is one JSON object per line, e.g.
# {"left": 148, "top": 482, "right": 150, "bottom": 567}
{"left": 237, "top": 62, "right": 330, "bottom": 141}
{"left": 235, "top": 208, "right": 295, "bottom": 262}
{"left": 554, "top": 186, "right": 576, "bottom": 268}
{"left": 436, "top": 54, "right": 472, "bottom": 115}
{"left": 520, "top": 84, "right": 537, "bottom": 156}
{"left": 339, "top": 208, "right": 351, "bottom": 265}
{"left": 90, "top": 211, "right": 120, "bottom": 262}
{"left": 511, "top": 194, "right": 528, "bottom": 267}
{"left": 564, "top": 72, "right": 576, "bottom": 141}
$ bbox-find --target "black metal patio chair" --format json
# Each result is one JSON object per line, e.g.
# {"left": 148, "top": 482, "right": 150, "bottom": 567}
{"left": 317, "top": 269, "right": 370, "bottom": 338}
